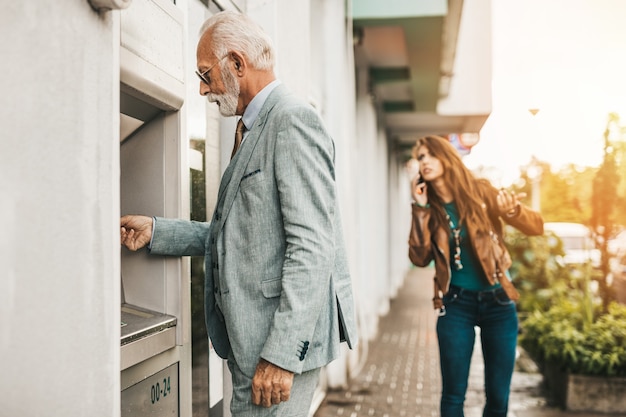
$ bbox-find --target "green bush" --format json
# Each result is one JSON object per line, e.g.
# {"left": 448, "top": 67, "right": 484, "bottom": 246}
{"left": 505, "top": 227, "right": 572, "bottom": 313}
{"left": 520, "top": 299, "right": 626, "bottom": 377}
{"left": 506, "top": 222, "right": 626, "bottom": 377}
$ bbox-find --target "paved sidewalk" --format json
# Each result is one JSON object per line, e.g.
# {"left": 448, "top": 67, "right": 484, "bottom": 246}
{"left": 314, "top": 267, "right": 614, "bottom": 417}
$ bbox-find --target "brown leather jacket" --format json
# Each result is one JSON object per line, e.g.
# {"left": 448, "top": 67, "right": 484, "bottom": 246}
{"left": 408, "top": 181, "right": 544, "bottom": 307}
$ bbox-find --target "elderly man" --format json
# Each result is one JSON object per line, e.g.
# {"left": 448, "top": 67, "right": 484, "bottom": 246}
{"left": 120, "top": 10, "right": 357, "bottom": 417}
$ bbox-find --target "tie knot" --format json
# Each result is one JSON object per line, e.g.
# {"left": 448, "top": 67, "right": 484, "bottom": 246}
{"left": 236, "top": 118, "right": 246, "bottom": 136}
{"left": 231, "top": 118, "right": 246, "bottom": 160}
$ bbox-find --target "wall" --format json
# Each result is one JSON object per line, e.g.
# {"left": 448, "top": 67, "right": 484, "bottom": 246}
{"left": 310, "top": 0, "right": 361, "bottom": 389}
{"left": 0, "top": 3, "right": 120, "bottom": 416}
{"left": 353, "top": 64, "right": 391, "bottom": 344}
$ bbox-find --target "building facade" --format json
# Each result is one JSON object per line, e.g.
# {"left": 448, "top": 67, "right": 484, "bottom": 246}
{"left": 0, "top": 0, "right": 491, "bottom": 416}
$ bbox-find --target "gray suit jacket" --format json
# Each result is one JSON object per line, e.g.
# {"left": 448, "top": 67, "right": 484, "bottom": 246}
{"left": 150, "top": 85, "right": 357, "bottom": 377}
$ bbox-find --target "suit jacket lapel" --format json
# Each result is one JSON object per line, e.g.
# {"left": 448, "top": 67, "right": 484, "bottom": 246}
{"left": 213, "top": 85, "right": 287, "bottom": 234}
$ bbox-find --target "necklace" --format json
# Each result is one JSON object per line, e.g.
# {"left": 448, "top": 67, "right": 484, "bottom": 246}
{"left": 446, "top": 214, "right": 463, "bottom": 270}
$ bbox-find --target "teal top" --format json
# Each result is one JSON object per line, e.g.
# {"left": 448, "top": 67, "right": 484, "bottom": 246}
{"left": 444, "top": 202, "right": 500, "bottom": 291}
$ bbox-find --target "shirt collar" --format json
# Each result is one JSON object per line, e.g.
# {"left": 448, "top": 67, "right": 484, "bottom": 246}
{"left": 240, "top": 79, "right": 281, "bottom": 130}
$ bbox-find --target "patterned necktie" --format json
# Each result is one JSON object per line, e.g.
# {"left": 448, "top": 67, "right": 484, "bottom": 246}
{"left": 231, "top": 118, "right": 246, "bottom": 160}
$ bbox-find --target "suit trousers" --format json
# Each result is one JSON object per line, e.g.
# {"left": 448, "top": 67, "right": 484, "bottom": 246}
{"left": 227, "top": 354, "right": 321, "bottom": 417}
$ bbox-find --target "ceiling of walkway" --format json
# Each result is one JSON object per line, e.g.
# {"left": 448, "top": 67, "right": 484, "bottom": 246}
{"left": 353, "top": 0, "right": 486, "bottom": 157}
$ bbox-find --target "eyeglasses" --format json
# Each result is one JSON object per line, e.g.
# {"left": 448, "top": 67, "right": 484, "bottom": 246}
{"left": 195, "top": 55, "right": 229, "bottom": 86}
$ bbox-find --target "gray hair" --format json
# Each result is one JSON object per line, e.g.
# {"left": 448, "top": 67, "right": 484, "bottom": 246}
{"left": 199, "top": 11, "right": 275, "bottom": 71}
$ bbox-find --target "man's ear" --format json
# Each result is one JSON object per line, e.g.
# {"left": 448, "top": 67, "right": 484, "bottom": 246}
{"left": 231, "top": 52, "right": 245, "bottom": 73}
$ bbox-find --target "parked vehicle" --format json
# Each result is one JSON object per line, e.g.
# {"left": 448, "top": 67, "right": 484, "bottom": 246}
{"left": 544, "top": 222, "right": 601, "bottom": 269}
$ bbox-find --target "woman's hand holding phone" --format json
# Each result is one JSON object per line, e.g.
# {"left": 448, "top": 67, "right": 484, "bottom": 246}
{"left": 407, "top": 158, "right": 428, "bottom": 206}
{"left": 411, "top": 175, "right": 428, "bottom": 206}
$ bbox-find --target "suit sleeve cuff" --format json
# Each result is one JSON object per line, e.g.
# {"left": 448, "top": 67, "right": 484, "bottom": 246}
{"left": 148, "top": 216, "right": 156, "bottom": 250}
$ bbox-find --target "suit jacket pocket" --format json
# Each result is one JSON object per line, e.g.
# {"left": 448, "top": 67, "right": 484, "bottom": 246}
{"left": 240, "top": 169, "right": 263, "bottom": 189}
{"left": 261, "top": 277, "right": 282, "bottom": 298}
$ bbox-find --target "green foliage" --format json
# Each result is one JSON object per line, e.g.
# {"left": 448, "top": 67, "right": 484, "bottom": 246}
{"left": 512, "top": 114, "right": 626, "bottom": 228}
{"left": 511, "top": 113, "right": 626, "bottom": 310}
{"left": 589, "top": 113, "right": 626, "bottom": 308}
{"left": 505, "top": 217, "right": 626, "bottom": 377}
{"left": 520, "top": 300, "right": 626, "bottom": 377}
{"left": 505, "top": 227, "right": 571, "bottom": 313}
{"left": 496, "top": 115, "right": 626, "bottom": 379}
{"left": 542, "top": 165, "right": 593, "bottom": 224}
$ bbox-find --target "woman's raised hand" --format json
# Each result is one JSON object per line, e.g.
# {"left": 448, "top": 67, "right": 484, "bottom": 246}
{"left": 497, "top": 189, "right": 526, "bottom": 216}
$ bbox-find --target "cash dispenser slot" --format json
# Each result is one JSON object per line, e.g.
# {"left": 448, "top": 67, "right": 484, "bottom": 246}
{"left": 120, "top": 303, "right": 177, "bottom": 370}
{"left": 121, "top": 304, "right": 177, "bottom": 345}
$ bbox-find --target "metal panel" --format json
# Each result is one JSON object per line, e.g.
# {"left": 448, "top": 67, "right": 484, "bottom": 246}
{"left": 121, "top": 363, "right": 179, "bottom": 416}
{"left": 121, "top": 327, "right": 177, "bottom": 370}
{"left": 121, "top": 304, "right": 177, "bottom": 346}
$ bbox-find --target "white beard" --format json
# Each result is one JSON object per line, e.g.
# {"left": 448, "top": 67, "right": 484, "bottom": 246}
{"left": 207, "top": 65, "right": 240, "bottom": 117}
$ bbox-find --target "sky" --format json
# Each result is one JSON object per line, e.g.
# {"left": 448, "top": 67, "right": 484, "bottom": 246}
{"left": 463, "top": 0, "right": 626, "bottom": 187}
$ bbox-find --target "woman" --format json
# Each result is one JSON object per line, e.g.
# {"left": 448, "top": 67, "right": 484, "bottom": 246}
{"left": 408, "top": 135, "right": 543, "bottom": 417}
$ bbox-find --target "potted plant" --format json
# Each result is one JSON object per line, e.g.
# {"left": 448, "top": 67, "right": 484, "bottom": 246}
{"left": 520, "top": 298, "right": 626, "bottom": 413}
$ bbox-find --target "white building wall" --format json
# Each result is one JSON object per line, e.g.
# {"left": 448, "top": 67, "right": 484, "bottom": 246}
{"left": 310, "top": 0, "right": 361, "bottom": 389}
{"left": 373, "top": 124, "right": 392, "bottom": 318}
{"left": 1, "top": 3, "right": 121, "bottom": 417}
{"left": 388, "top": 157, "right": 415, "bottom": 299}
{"left": 247, "top": 0, "right": 312, "bottom": 100}
{"left": 354, "top": 66, "right": 388, "bottom": 345}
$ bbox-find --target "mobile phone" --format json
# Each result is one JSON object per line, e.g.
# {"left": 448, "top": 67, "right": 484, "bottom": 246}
{"left": 415, "top": 176, "right": 425, "bottom": 194}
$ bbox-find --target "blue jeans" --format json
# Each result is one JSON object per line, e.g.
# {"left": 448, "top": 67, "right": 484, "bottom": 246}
{"left": 437, "top": 285, "right": 518, "bottom": 417}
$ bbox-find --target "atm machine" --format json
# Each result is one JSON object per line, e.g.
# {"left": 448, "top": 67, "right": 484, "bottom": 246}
{"left": 117, "top": 1, "right": 192, "bottom": 415}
